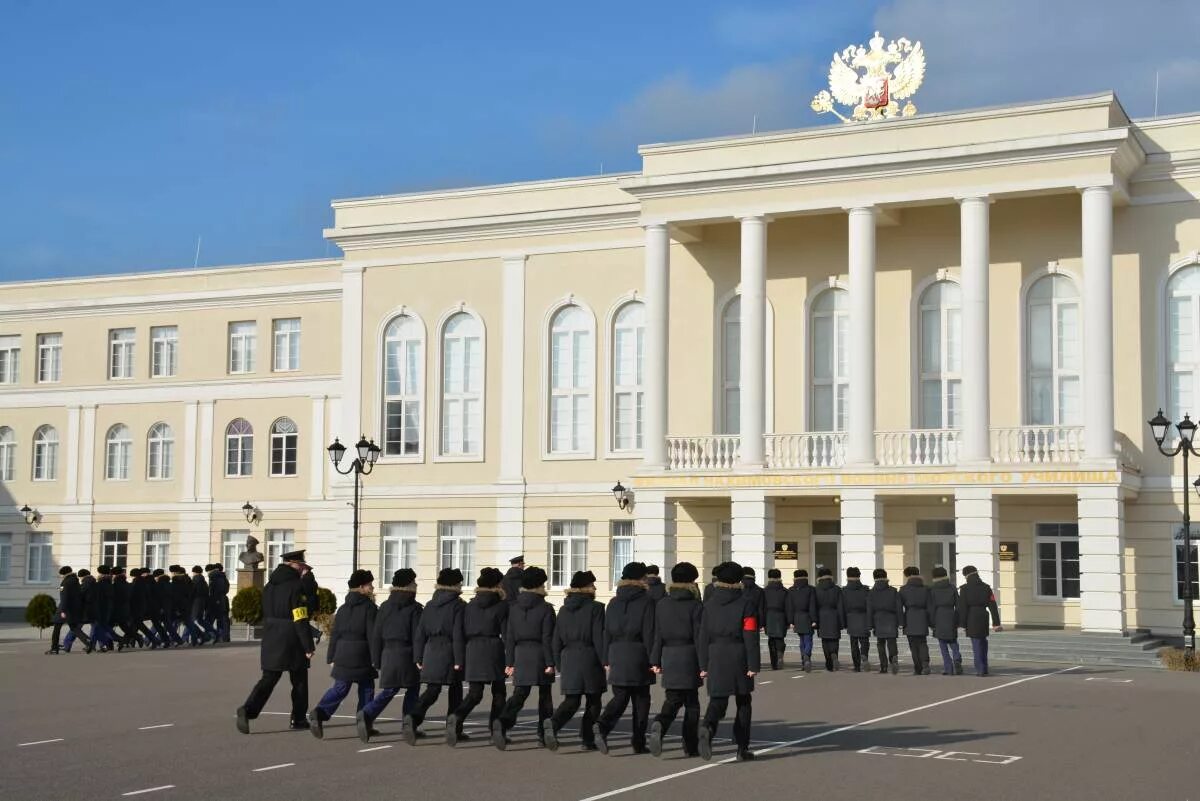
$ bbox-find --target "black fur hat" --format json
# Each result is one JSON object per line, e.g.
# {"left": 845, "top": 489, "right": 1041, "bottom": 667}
{"left": 645, "top": 564, "right": 660, "bottom": 576}
{"left": 962, "top": 565, "right": 978, "bottom": 577}
{"left": 714, "top": 561, "right": 744, "bottom": 585}
{"left": 670, "top": 562, "right": 699, "bottom": 584}
{"left": 846, "top": 567, "right": 861, "bottom": 579}
{"left": 78, "top": 569, "right": 91, "bottom": 577}
{"left": 903, "top": 565, "right": 920, "bottom": 577}
{"left": 621, "top": 562, "right": 648, "bottom": 581}
{"left": 152, "top": 568, "right": 165, "bottom": 577}
{"left": 437, "top": 568, "right": 464, "bottom": 587}
{"left": 347, "top": 569, "right": 374, "bottom": 589}
{"left": 97, "top": 565, "right": 111, "bottom": 575}
{"left": 931, "top": 566, "right": 948, "bottom": 579}
{"left": 743, "top": 566, "right": 756, "bottom": 579}
{"left": 477, "top": 567, "right": 504, "bottom": 589}
{"left": 872, "top": 568, "right": 888, "bottom": 580}
{"left": 391, "top": 568, "right": 416, "bottom": 588}
{"left": 794, "top": 569, "right": 808, "bottom": 579}
{"left": 816, "top": 566, "right": 832, "bottom": 578}
{"left": 59, "top": 566, "right": 73, "bottom": 576}
{"left": 192, "top": 565, "right": 203, "bottom": 574}
{"left": 767, "top": 568, "right": 782, "bottom": 579}
{"left": 520, "top": 566, "right": 548, "bottom": 589}
{"left": 570, "top": 570, "right": 597, "bottom": 589}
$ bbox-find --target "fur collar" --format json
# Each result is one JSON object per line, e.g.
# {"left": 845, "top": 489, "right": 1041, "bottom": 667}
{"left": 767, "top": 578, "right": 784, "bottom": 584}
{"left": 564, "top": 587, "right": 596, "bottom": 595}
{"left": 434, "top": 584, "right": 463, "bottom": 593}
{"left": 668, "top": 582, "right": 697, "bottom": 592}
{"left": 520, "top": 586, "right": 547, "bottom": 596}
{"left": 817, "top": 575, "right": 835, "bottom": 583}
{"left": 475, "top": 586, "right": 506, "bottom": 599}
{"left": 713, "top": 580, "right": 743, "bottom": 590}
{"left": 617, "top": 579, "right": 648, "bottom": 589}
{"left": 391, "top": 585, "right": 417, "bottom": 593}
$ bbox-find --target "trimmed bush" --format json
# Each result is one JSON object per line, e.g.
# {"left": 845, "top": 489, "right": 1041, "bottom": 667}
{"left": 25, "top": 593, "right": 57, "bottom": 636}
{"left": 1159, "top": 647, "right": 1200, "bottom": 672}
{"left": 316, "top": 587, "right": 337, "bottom": 615}
{"left": 231, "top": 586, "right": 263, "bottom": 626}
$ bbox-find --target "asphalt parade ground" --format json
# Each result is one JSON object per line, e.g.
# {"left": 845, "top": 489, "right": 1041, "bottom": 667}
{"left": 2, "top": 636, "right": 1196, "bottom": 801}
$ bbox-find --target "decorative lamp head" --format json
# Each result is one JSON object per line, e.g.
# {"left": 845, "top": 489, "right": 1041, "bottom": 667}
{"left": 1149, "top": 409, "right": 1171, "bottom": 446}
{"left": 327, "top": 437, "right": 346, "bottom": 467}
{"left": 612, "top": 480, "right": 629, "bottom": 511}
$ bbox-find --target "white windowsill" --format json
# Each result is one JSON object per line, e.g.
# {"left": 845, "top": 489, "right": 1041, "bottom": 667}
{"left": 543, "top": 451, "right": 597, "bottom": 461}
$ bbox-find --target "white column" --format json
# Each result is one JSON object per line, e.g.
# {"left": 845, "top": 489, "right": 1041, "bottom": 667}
{"left": 955, "top": 487, "right": 998, "bottom": 587}
{"left": 78, "top": 405, "right": 96, "bottom": 504}
{"left": 499, "top": 255, "right": 527, "bottom": 483}
{"left": 960, "top": 196, "right": 991, "bottom": 463}
{"left": 643, "top": 225, "right": 670, "bottom": 469}
{"left": 634, "top": 491, "right": 677, "bottom": 568}
{"left": 181, "top": 401, "right": 198, "bottom": 502}
{"left": 839, "top": 488, "right": 882, "bottom": 573}
{"left": 64, "top": 405, "right": 80, "bottom": 504}
{"left": 1082, "top": 186, "right": 1116, "bottom": 461}
{"left": 340, "top": 264, "right": 365, "bottom": 449}
{"left": 847, "top": 207, "right": 876, "bottom": 465}
{"left": 309, "top": 395, "right": 327, "bottom": 500}
{"left": 730, "top": 490, "right": 773, "bottom": 578}
{"left": 1078, "top": 486, "right": 1126, "bottom": 633}
{"left": 197, "top": 401, "right": 214, "bottom": 502}
{"left": 738, "top": 215, "right": 768, "bottom": 467}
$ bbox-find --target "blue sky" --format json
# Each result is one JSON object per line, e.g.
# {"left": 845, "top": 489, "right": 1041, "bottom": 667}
{"left": 1, "top": 0, "right": 1196, "bottom": 281}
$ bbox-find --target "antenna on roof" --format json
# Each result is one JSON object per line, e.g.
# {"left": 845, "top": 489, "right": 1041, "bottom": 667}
{"left": 193, "top": 235, "right": 202, "bottom": 269}
{"left": 752, "top": 114, "right": 758, "bottom": 134}
{"left": 1154, "top": 70, "right": 1160, "bottom": 119}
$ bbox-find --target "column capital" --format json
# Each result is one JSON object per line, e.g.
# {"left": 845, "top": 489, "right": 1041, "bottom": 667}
{"left": 499, "top": 253, "right": 528, "bottom": 266}
{"left": 340, "top": 262, "right": 366, "bottom": 275}
{"left": 736, "top": 213, "right": 773, "bottom": 224}
{"left": 1078, "top": 182, "right": 1115, "bottom": 195}
{"left": 641, "top": 221, "right": 669, "bottom": 232}
{"left": 954, "top": 194, "right": 993, "bottom": 204}
{"left": 843, "top": 204, "right": 877, "bottom": 216}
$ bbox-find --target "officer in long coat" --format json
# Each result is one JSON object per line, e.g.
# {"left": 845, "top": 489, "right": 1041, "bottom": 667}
{"left": 645, "top": 565, "right": 667, "bottom": 602}
{"left": 546, "top": 570, "right": 606, "bottom": 752}
{"left": 927, "top": 566, "right": 963, "bottom": 674}
{"left": 47, "top": 566, "right": 90, "bottom": 654}
{"left": 447, "top": 567, "right": 508, "bottom": 745}
{"left": 762, "top": 568, "right": 789, "bottom": 670}
{"left": 358, "top": 568, "right": 422, "bottom": 743}
{"left": 843, "top": 567, "right": 871, "bottom": 671}
{"left": 899, "top": 565, "right": 932, "bottom": 675}
{"left": 596, "top": 561, "right": 656, "bottom": 755}
{"left": 501, "top": 555, "right": 524, "bottom": 606}
{"left": 867, "top": 568, "right": 901, "bottom": 674}
{"left": 697, "top": 561, "right": 759, "bottom": 763}
{"left": 309, "top": 569, "right": 378, "bottom": 738}
{"left": 648, "top": 562, "right": 703, "bottom": 759}
{"left": 236, "top": 550, "right": 316, "bottom": 733}
{"left": 958, "top": 566, "right": 1002, "bottom": 676}
{"left": 785, "top": 569, "right": 817, "bottom": 671}
{"left": 493, "top": 566, "right": 555, "bottom": 749}
{"left": 406, "top": 568, "right": 467, "bottom": 745}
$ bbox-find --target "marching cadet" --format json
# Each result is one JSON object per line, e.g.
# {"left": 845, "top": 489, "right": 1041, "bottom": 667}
{"left": 71, "top": 568, "right": 98, "bottom": 652}
{"left": 207, "top": 563, "right": 232, "bottom": 643}
{"left": 95, "top": 565, "right": 116, "bottom": 651}
{"left": 596, "top": 561, "right": 656, "bottom": 755}
{"left": 406, "top": 568, "right": 467, "bottom": 745}
{"left": 899, "top": 565, "right": 932, "bottom": 675}
{"left": 501, "top": 555, "right": 525, "bottom": 605}
{"left": 169, "top": 565, "right": 196, "bottom": 645}
{"left": 867, "top": 568, "right": 901, "bottom": 675}
{"left": 928, "top": 566, "right": 963, "bottom": 674}
{"left": 762, "top": 568, "right": 789, "bottom": 670}
{"left": 648, "top": 562, "right": 703, "bottom": 759}
{"left": 843, "top": 567, "right": 871, "bottom": 671}
{"left": 358, "top": 568, "right": 422, "bottom": 743}
{"left": 111, "top": 566, "right": 135, "bottom": 649}
{"left": 741, "top": 567, "right": 767, "bottom": 632}
{"left": 697, "top": 561, "right": 759, "bottom": 763}
{"left": 128, "top": 569, "right": 155, "bottom": 648}
{"left": 785, "top": 569, "right": 817, "bottom": 672}
{"left": 702, "top": 565, "right": 719, "bottom": 601}
{"left": 189, "top": 565, "right": 216, "bottom": 645}
{"left": 546, "top": 570, "right": 606, "bottom": 753}
{"left": 447, "top": 567, "right": 509, "bottom": 745}
{"left": 493, "top": 566, "right": 555, "bottom": 750}
{"left": 813, "top": 566, "right": 844, "bottom": 671}
{"left": 309, "top": 569, "right": 379, "bottom": 739}
{"left": 959, "top": 566, "right": 1003, "bottom": 676}
{"left": 47, "top": 566, "right": 90, "bottom": 654}
{"left": 236, "top": 549, "right": 316, "bottom": 734}
{"left": 644, "top": 565, "right": 667, "bottom": 602}
{"left": 153, "top": 568, "right": 181, "bottom": 647}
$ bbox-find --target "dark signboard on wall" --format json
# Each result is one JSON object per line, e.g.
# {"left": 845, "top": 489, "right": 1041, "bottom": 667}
{"left": 774, "top": 542, "right": 799, "bottom": 561}
{"left": 999, "top": 542, "right": 1019, "bottom": 562}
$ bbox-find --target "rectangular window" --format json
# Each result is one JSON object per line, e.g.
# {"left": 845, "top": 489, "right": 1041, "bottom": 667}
{"left": 222, "top": 530, "right": 249, "bottom": 576}
{"left": 266, "top": 529, "right": 295, "bottom": 571}
{"left": 916, "top": 520, "right": 957, "bottom": 578}
{"left": 101, "top": 530, "right": 129, "bottom": 568}
{"left": 1175, "top": 525, "right": 1199, "bottom": 603}
{"left": 812, "top": 519, "right": 841, "bottom": 578}
{"left": 0, "top": 533, "right": 10, "bottom": 582}
{"left": 26, "top": 532, "right": 52, "bottom": 583}
{"left": 37, "top": 333, "right": 62, "bottom": 383}
{"left": 109, "top": 328, "right": 135, "bottom": 380}
{"left": 438, "top": 521, "right": 475, "bottom": 577}
{"left": 0, "top": 435, "right": 13, "bottom": 482}
{"left": 142, "top": 530, "right": 170, "bottom": 571}
{"left": 273, "top": 318, "right": 301, "bottom": 372}
{"left": 610, "top": 520, "right": 634, "bottom": 588}
{"left": 0, "top": 335, "right": 19, "bottom": 384}
{"left": 549, "top": 520, "right": 588, "bottom": 588}
{"left": 150, "top": 326, "right": 179, "bottom": 378}
{"left": 381, "top": 522, "right": 419, "bottom": 578}
{"left": 1035, "top": 523, "right": 1080, "bottom": 599}
{"left": 229, "top": 321, "right": 257, "bottom": 374}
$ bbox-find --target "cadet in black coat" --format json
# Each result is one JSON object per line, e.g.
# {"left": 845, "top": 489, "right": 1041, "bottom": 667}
{"left": 501, "top": 555, "right": 524, "bottom": 605}
{"left": 741, "top": 568, "right": 767, "bottom": 631}
{"left": 110, "top": 567, "right": 136, "bottom": 649}
{"left": 697, "top": 562, "right": 760, "bottom": 763}
{"left": 207, "top": 564, "right": 232, "bottom": 643}
{"left": 126, "top": 569, "right": 152, "bottom": 648}
{"left": 596, "top": 561, "right": 657, "bottom": 755}
{"left": 189, "top": 566, "right": 216, "bottom": 645}
{"left": 867, "top": 569, "right": 901, "bottom": 674}
{"left": 645, "top": 565, "right": 667, "bottom": 603}
{"left": 648, "top": 562, "right": 703, "bottom": 758}
{"left": 447, "top": 567, "right": 508, "bottom": 744}
{"left": 813, "top": 568, "right": 844, "bottom": 671}
{"left": 762, "top": 569, "right": 789, "bottom": 670}
{"left": 927, "top": 566, "right": 963, "bottom": 674}
{"left": 95, "top": 567, "right": 116, "bottom": 651}
{"left": 309, "top": 570, "right": 379, "bottom": 739}
{"left": 546, "top": 570, "right": 606, "bottom": 752}
{"left": 47, "top": 567, "right": 91, "bottom": 654}
{"left": 898, "top": 566, "right": 932, "bottom": 675}
{"left": 493, "top": 566, "right": 556, "bottom": 749}
{"left": 843, "top": 567, "right": 872, "bottom": 671}
{"left": 152, "top": 569, "right": 181, "bottom": 646}
{"left": 785, "top": 569, "right": 817, "bottom": 671}
{"left": 358, "top": 568, "right": 422, "bottom": 743}
{"left": 958, "top": 566, "right": 1002, "bottom": 676}
{"left": 237, "top": 552, "right": 316, "bottom": 733}
{"left": 169, "top": 566, "right": 196, "bottom": 645}
{"left": 405, "top": 568, "right": 467, "bottom": 744}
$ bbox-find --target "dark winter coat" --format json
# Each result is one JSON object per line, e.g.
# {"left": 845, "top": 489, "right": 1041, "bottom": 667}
{"left": 462, "top": 588, "right": 508, "bottom": 683}
{"left": 867, "top": 581, "right": 901, "bottom": 639}
{"left": 258, "top": 564, "right": 316, "bottom": 672}
{"left": 415, "top": 588, "right": 466, "bottom": 685}
{"left": 650, "top": 585, "right": 703, "bottom": 691}
{"left": 129, "top": 575, "right": 148, "bottom": 622}
{"left": 327, "top": 591, "right": 378, "bottom": 682}
{"left": 899, "top": 577, "right": 931, "bottom": 636}
{"left": 645, "top": 576, "right": 667, "bottom": 603}
{"left": 501, "top": 567, "right": 523, "bottom": 605}
{"left": 189, "top": 574, "right": 209, "bottom": 620}
{"left": 96, "top": 577, "right": 114, "bottom": 625}
{"left": 370, "top": 590, "right": 422, "bottom": 690}
{"left": 603, "top": 581, "right": 656, "bottom": 687}
{"left": 58, "top": 574, "right": 84, "bottom": 624}
{"left": 741, "top": 578, "right": 767, "bottom": 631}
{"left": 80, "top": 575, "right": 98, "bottom": 623}
{"left": 843, "top": 580, "right": 871, "bottom": 637}
{"left": 762, "top": 580, "right": 789, "bottom": 639}
{"left": 698, "top": 582, "right": 760, "bottom": 697}
{"left": 301, "top": 571, "right": 319, "bottom": 616}
{"left": 208, "top": 571, "right": 231, "bottom": 618}
{"left": 959, "top": 574, "right": 1001, "bottom": 639}
{"left": 112, "top": 576, "right": 130, "bottom": 623}
{"left": 169, "top": 575, "right": 192, "bottom": 620}
{"left": 152, "top": 576, "right": 171, "bottom": 620}
{"left": 785, "top": 579, "right": 817, "bottom": 633}
{"left": 553, "top": 589, "right": 606, "bottom": 695}
{"left": 813, "top": 577, "right": 845, "bottom": 639}
{"left": 505, "top": 590, "right": 555, "bottom": 686}
{"left": 927, "top": 578, "right": 960, "bottom": 640}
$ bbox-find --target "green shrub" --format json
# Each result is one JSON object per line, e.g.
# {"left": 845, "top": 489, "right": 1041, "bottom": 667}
{"left": 231, "top": 586, "right": 263, "bottom": 626}
{"left": 1159, "top": 647, "right": 1200, "bottom": 672}
{"left": 25, "top": 594, "right": 56, "bottom": 635}
{"left": 316, "top": 587, "right": 337, "bottom": 615}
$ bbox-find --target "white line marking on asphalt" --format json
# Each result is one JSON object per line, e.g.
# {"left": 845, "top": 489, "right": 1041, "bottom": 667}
{"left": 358, "top": 745, "right": 392, "bottom": 753}
{"left": 252, "top": 763, "right": 295, "bottom": 773}
{"left": 121, "top": 786, "right": 175, "bottom": 796}
{"left": 760, "top": 681, "right": 773, "bottom": 685}
{"left": 18, "top": 738, "right": 64, "bottom": 747}
{"left": 789, "top": 674, "right": 806, "bottom": 679}
{"left": 137, "top": 724, "right": 175, "bottom": 730}
{"left": 577, "top": 665, "right": 1081, "bottom": 801}
{"left": 1084, "top": 677, "right": 1133, "bottom": 683}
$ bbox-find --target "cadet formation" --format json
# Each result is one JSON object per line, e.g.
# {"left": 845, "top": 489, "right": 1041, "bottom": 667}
{"left": 233, "top": 551, "right": 1003, "bottom": 760}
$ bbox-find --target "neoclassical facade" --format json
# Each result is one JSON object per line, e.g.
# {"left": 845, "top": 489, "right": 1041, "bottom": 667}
{"left": 1, "top": 92, "right": 1197, "bottom": 635}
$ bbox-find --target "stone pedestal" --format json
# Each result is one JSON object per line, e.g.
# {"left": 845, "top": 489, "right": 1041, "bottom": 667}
{"left": 238, "top": 567, "right": 265, "bottom": 591}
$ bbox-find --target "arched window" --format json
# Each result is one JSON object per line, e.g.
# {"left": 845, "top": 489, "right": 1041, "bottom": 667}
{"left": 0, "top": 426, "right": 14, "bottom": 482}
{"left": 611, "top": 301, "right": 645, "bottom": 451}
{"left": 147, "top": 422, "right": 174, "bottom": 480}
{"left": 270, "top": 417, "right": 299, "bottom": 477}
{"left": 720, "top": 296, "right": 740, "bottom": 434}
{"left": 440, "top": 312, "right": 483, "bottom": 456}
{"left": 383, "top": 314, "right": 422, "bottom": 456}
{"left": 225, "top": 418, "right": 253, "bottom": 477}
{"left": 1027, "top": 274, "right": 1081, "bottom": 425}
{"left": 810, "top": 288, "right": 849, "bottom": 431}
{"left": 548, "top": 304, "right": 593, "bottom": 454}
{"left": 1168, "top": 265, "right": 1200, "bottom": 423}
{"left": 917, "top": 281, "right": 962, "bottom": 429}
{"left": 33, "top": 425, "right": 58, "bottom": 481}
{"left": 105, "top": 424, "right": 132, "bottom": 480}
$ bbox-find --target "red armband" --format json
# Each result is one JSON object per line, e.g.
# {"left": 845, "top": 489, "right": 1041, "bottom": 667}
{"left": 742, "top": 616, "right": 757, "bottom": 632}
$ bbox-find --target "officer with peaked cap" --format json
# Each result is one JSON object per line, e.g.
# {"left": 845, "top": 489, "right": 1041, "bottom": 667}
{"left": 502, "top": 555, "right": 525, "bottom": 605}
{"left": 698, "top": 561, "right": 759, "bottom": 762}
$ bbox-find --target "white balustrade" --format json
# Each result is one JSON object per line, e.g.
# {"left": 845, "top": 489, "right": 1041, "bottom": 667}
{"left": 765, "top": 432, "right": 846, "bottom": 469}
{"left": 666, "top": 435, "right": 740, "bottom": 471}
{"left": 990, "top": 425, "right": 1083, "bottom": 464}
{"left": 876, "top": 429, "right": 960, "bottom": 467}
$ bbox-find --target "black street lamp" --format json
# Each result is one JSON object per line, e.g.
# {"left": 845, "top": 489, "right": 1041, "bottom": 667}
{"left": 1148, "top": 409, "right": 1197, "bottom": 656}
{"left": 612, "top": 480, "right": 630, "bottom": 511}
{"left": 328, "top": 435, "right": 381, "bottom": 572}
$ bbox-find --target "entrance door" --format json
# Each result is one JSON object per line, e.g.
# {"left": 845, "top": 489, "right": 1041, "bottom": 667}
{"left": 812, "top": 519, "right": 840, "bottom": 578}
{"left": 916, "top": 520, "right": 956, "bottom": 577}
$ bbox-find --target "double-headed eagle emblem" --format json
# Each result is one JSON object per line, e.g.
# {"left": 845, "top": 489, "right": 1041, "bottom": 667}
{"left": 811, "top": 31, "right": 925, "bottom": 123}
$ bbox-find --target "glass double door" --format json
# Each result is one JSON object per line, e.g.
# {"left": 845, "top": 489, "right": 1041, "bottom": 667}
{"left": 917, "top": 520, "right": 956, "bottom": 577}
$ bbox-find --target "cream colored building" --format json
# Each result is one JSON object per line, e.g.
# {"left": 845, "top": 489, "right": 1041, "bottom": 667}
{"left": 1, "top": 92, "right": 1198, "bottom": 636}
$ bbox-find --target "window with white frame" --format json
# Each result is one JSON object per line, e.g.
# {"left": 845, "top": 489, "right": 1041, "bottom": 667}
{"left": 611, "top": 301, "right": 645, "bottom": 451}
{"left": 101, "top": 530, "right": 128, "bottom": 568}
{"left": 438, "top": 521, "right": 475, "bottom": 577}
{"left": 266, "top": 529, "right": 294, "bottom": 570}
{"left": 383, "top": 314, "right": 422, "bottom": 456}
{"left": 381, "top": 522, "right": 419, "bottom": 578}
{"left": 1174, "top": 525, "right": 1199, "bottom": 602}
{"left": 33, "top": 425, "right": 58, "bottom": 481}
{"left": 611, "top": 520, "right": 635, "bottom": 588}
{"left": 719, "top": 521, "right": 733, "bottom": 565}
{"left": 0, "top": 335, "right": 19, "bottom": 385}
{"left": 720, "top": 297, "right": 740, "bottom": 435}
{"left": 150, "top": 325, "right": 178, "bottom": 378}
{"left": 0, "top": 533, "right": 11, "bottom": 582}
{"left": 812, "top": 520, "right": 841, "bottom": 577}
{"left": 1167, "top": 265, "right": 1200, "bottom": 422}
{"left": 37, "top": 333, "right": 61, "bottom": 383}
{"left": 27, "top": 532, "right": 52, "bottom": 583}
{"left": 0, "top": 427, "right": 14, "bottom": 482}
{"left": 1035, "top": 523, "right": 1080, "bottom": 599}
{"left": 811, "top": 288, "right": 849, "bottom": 431}
{"left": 550, "top": 520, "right": 588, "bottom": 588}
{"left": 273, "top": 318, "right": 301, "bottom": 372}
{"left": 228, "top": 321, "right": 257, "bottom": 374}
{"left": 1027, "top": 275, "right": 1081, "bottom": 425}
{"left": 147, "top": 422, "right": 174, "bottom": 480}
{"left": 225, "top": 418, "right": 253, "bottom": 477}
{"left": 549, "top": 304, "right": 593, "bottom": 453}
{"left": 105, "top": 424, "right": 132, "bottom": 480}
{"left": 269, "top": 417, "right": 298, "bottom": 477}
{"left": 918, "top": 281, "right": 962, "bottom": 429}
{"left": 143, "top": 530, "right": 170, "bottom": 571}
{"left": 222, "top": 530, "right": 248, "bottom": 575}
{"left": 440, "top": 312, "right": 483, "bottom": 456}
{"left": 109, "top": 328, "right": 135, "bottom": 380}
